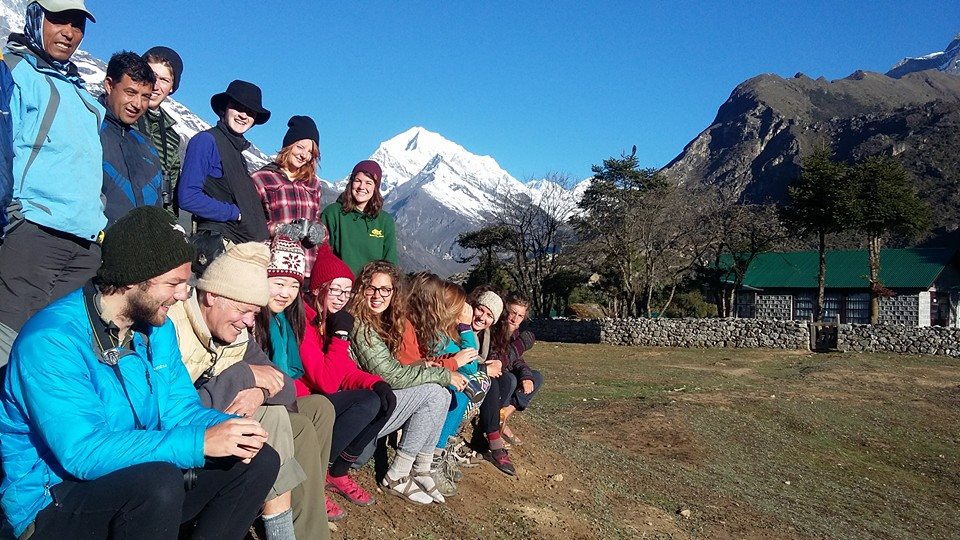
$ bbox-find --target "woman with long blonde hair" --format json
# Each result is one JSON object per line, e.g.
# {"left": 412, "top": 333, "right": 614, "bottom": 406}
{"left": 348, "top": 261, "right": 466, "bottom": 504}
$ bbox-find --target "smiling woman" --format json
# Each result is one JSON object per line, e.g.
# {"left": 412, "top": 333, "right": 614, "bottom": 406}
{"left": 251, "top": 115, "right": 326, "bottom": 278}
{"left": 321, "top": 160, "right": 398, "bottom": 275}
{"left": 176, "top": 79, "right": 272, "bottom": 244}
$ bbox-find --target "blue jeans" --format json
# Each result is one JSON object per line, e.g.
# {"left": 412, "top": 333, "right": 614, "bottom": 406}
{"left": 504, "top": 370, "right": 543, "bottom": 411}
{"left": 436, "top": 389, "right": 468, "bottom": 448}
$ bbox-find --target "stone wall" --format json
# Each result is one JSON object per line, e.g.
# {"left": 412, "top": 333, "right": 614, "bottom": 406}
{"left": 525, "top": 318, "right": 601, "bottom": 343}
{"left": 525, "top": 318, "right": 810, "bottom": 350}
{"left": 837, "top": 324, "right": 960, "bottom": 357}
{"left": 527, "top": 317, "right": 960, "bottom": 357}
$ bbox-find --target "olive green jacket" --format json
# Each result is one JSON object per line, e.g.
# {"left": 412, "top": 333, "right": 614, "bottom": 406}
{"left": 350, "top": 322, "right": 451, "bottom": 389}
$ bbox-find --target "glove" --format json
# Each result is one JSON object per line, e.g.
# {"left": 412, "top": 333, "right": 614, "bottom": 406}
{"left": 326, "top": 310, "right": 355, "bottom": 337}
{"left": 302, "top": 220, "right": 328, "bottom": 247}
{"left": 371, "top": 381, "right": 396, "bottom": 415}
{"left": 275, "top": 220, "right": 307, "bottom": 240}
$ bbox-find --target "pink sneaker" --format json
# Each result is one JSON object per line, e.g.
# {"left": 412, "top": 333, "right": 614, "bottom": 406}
{"left": 326, "top": 472, "right": 375, "bottom": 507}
{"left": 325, "top": 494, "right": 346, "bottom": 522}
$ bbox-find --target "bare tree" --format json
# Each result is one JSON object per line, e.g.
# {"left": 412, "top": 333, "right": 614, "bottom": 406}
{"left": 489, "top": 172, "right": 579, "bottom": 315}
{"left": 700, "top": 185, "right": 787, "bottom": 317}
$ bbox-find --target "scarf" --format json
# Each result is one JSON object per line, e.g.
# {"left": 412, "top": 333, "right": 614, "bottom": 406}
{"left": 270, "top": 311, "right": 304, "bottom": 380}
{"left": 18, "top": 2, "right": 85, "bottom": 87}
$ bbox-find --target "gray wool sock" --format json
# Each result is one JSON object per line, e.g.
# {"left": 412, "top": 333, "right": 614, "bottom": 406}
{"left": 262, "top": 508, "right": 295, "bottom": 540}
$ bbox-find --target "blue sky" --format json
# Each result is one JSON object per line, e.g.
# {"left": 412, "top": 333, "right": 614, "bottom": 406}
{"left": 78, "top": 1, "right": 960, "bottom": 183}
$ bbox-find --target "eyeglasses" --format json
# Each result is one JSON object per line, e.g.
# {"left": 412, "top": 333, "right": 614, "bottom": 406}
{"left": 328, "top": 287, "right": 353, "bottom": 298}
{"left": 364, "top": 286, "right": 394, "bottom": 298}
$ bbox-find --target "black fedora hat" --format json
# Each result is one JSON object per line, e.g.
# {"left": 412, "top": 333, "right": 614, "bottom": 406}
{"left": 210, "top": 80, "right": 271, "bottom": 125}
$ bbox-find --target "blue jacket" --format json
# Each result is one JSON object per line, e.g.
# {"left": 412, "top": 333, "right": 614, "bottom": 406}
{"left": 177, "top": 131, "right": 241, "bottom": 221}
{"left": 0, "top": 288, "right": 230, "bottom": 537}
{"left": 99, "top": 103, "right": 163, "bottom": 227}
{"left": 436, "top": 325, "right": 480, "bottom": 376}
{"left": 1, "top": 41, "right": 106, "bottom": 242}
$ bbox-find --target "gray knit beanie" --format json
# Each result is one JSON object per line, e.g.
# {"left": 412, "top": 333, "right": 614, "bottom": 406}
{"left": 196, "top": 242, "right": 270, "bottom": 306}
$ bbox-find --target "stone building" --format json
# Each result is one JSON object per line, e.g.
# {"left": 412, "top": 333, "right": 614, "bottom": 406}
{"left": 731, "top": 248, "right": 960, "bottom": 327}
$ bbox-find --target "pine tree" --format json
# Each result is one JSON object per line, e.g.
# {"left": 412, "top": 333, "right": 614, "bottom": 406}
{"left": 851, "top": 156, "right": 932, "bottom": 324}
{"left": 783, "top": 149, "right": 857, "bottom": 321}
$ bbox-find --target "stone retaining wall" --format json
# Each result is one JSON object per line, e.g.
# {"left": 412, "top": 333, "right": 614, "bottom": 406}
{"left": 525, "top": 318, "right": 810, "bottom": 350}
{"left": 526, "top": 317, "right": 960, "bottom": 357}
{"left": 837, "top": 324, "right": 960, "bottom": 357}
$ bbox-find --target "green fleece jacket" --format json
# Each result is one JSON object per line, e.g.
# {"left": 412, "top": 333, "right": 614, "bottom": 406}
{"left": 350, "top": 322, "right": 451, "bottom": 389}
{"left": 320, "top": 201, "right": 398, "bottom": 275}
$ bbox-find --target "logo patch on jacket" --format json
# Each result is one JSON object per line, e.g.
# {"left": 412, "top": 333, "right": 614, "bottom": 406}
{"left": 369, "top": 228, "right": 384, "bottom": 238}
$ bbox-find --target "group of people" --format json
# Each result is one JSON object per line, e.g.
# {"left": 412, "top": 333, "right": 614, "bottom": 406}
{"left": 0, "top": 1, "right": 544, "bottom": 539}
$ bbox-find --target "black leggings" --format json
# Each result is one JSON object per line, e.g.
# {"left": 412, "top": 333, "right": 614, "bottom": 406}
{"left": 326, "top": 389, "right": 393, "bottom": 476}
{"left": 30, "top": 449, "right": 279, "bottom": 540}
{"left": 477, "top": 373, "right": 504, "bottom": 436}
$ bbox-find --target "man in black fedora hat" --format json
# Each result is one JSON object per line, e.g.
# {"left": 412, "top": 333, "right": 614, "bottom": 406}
{"left": 177, "top": 79, "right": 271, "bottom": 244}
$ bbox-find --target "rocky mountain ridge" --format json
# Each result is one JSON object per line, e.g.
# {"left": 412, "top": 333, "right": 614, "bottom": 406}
{"left": 661, "top": 57, "right": 960, "bottom": 233}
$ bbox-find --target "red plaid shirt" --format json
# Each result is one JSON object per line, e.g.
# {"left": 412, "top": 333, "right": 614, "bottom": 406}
{"left": 251, "top": 163, "right": 327, "bottom": 276}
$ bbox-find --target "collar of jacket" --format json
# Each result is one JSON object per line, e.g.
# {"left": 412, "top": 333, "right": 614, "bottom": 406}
{"left": 147, "top": 106, "right": 177, "bottom": 125}
{"left": 181, "top": 293, "right": 250, "bottom": 353}
{"left": 215, "top": 120, "right": 251, "bottom": 153}
{"left": 98, "top": 95, "right": 134, "bottom": 133}
{"left": 6, "top": 34, "right": 84, "bottom": 87}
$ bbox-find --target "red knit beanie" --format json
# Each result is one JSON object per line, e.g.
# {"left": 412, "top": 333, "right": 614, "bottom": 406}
{"left": 267, "top": 235, "right": 306, "bottom": 284}
{"left": 310, "top": 244, "right": 355, "bottom": 291}
{"left": 351, "top": 159, "right": 382, "bottom": 188}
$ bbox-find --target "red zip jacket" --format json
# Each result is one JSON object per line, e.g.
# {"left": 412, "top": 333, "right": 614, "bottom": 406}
{"left": 296, "top": 302, "right": 383, "bottom": 397}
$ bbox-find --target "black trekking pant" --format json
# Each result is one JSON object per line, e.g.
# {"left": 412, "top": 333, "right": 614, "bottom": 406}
{"left": 0, "top": 220, "right": 100, "bottom": 332}
{"left": 326, "top": 389, "right": 392, "bottom": 466}
{"left": 29, "top": 448, "right": 279, "bottom": 540}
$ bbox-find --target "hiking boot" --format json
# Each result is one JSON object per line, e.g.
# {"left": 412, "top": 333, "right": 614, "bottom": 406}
{"left": 326, "top": 472, "right": 375, "bottom": 507}
{"left": 452, "top": 439, "right": 482, "bottom": 468}
{"left": 442, "top": 440, "right": 464, "bottom": 482}
{"left": 325, "top": 494, "right": 347, "bottom": 522}
{"left": 484, "top": 448, "right": 517, "bottom": 476}
{"left": 430, "top": 468, "right": 458, "bottom": 497}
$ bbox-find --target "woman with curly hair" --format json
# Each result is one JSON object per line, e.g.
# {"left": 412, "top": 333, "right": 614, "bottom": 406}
{"left": 400, "top": 273, "right": 502, "bottom": 489}
{"left": 348, "top": 261, "right": 466, "bottom": 504}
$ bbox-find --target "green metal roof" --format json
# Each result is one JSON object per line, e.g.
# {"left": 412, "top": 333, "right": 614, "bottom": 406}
{"left": 729, "top": 248, "right": 956, "bottom": 290}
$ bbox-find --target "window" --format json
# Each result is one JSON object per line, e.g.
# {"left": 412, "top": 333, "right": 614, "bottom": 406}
{"left": 736, "top": 292, "right": 755, "bottom": 318}
{"left": 823, "top": 293, "right": 842, "bottom": 322}
{"left": 794, "top": 292, "right": 813, "bottom": 321}
{"left": 845, "top": 293, "right": 870, "bottom": 324}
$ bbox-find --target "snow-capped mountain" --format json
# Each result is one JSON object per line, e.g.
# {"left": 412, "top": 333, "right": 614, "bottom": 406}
{"left": 0, "top": 0, "right": 270, "bottom": 168}
{"left": 346, "top": 126, "right": 586, "bottom": 274}
{"left": 887, "top": 33, "right": 960, "bottom": 78}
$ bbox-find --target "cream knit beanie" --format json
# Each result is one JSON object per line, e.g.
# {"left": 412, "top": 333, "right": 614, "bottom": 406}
{"left": 477, "top": 291, "right": 504, "bottom": 323}
{"left": 196, "top": 242, "right": 271, "bottom": 307}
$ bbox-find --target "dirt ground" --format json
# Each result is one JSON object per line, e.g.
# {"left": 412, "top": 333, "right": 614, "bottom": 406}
{"left": 327, "top": 344, "right": 960, "bottom": 540}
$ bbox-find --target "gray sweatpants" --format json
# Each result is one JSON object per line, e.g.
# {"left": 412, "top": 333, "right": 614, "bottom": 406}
{"left": 380, "top": 384, "right": 451, "bottom": 456}
{"left": 357, "top": 383, "right": 449, "bottom": 465}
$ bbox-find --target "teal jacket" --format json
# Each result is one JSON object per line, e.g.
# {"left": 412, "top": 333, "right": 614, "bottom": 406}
{"left": 2, "top": 41, "right": 106, "bottom": 241}
{"left": 436, "top": 326, "right": 480, "bottom": 376}
{"left": 0, "top": 288, "right": 230, "bottom": 537}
